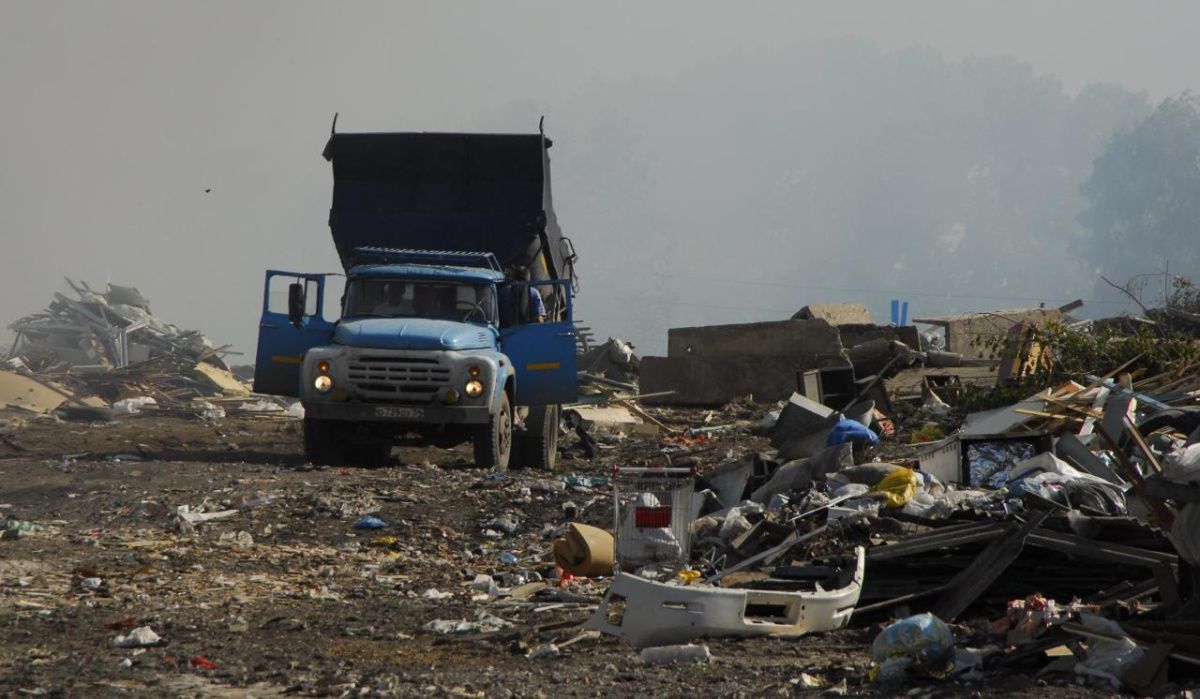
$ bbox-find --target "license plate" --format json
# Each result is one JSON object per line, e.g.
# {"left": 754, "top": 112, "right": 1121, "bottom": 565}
{"left": 373, "top": 406, "right": 425, "bottom": 419}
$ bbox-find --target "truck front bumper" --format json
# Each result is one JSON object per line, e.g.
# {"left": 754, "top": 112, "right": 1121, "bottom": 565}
{"left": 302, "top": 401, "right": 491, "bottom": 425}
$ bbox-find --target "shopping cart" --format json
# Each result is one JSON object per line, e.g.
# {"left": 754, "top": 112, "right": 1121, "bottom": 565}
{"left": 611, "top": 465, "right": 696, "bottom": 573}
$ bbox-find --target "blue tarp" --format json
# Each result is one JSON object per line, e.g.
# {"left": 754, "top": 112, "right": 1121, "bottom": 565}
{"left": 826, "top": 419, "right": 880, "bottom": 447}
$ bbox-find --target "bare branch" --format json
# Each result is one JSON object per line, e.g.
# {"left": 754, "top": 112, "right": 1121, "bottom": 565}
{"left": 1101, "top": 275, "right": 1154, "bottom": 317}
{"left": 1100, "top": 275, "right": 1168, "bottom": 338}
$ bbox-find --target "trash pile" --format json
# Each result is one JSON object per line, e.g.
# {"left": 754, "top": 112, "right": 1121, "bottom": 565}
{"left": 578, "top": 337, "right": 639, "bottom": 386}
{"left": 2, "top": 279, "right": 293, "bottom": 421}
{"left": 543, "top": 308, "right": 1200, "bottom": 693}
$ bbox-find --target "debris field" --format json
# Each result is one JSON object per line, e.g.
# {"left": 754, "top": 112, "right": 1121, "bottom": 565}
{"left": 4, "top": 289, "right": 1200, "bottom": 696}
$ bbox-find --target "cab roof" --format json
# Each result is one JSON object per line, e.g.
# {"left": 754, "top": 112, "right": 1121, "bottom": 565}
{"left": 347, "top": 263, "right": 505, "bottom": 284}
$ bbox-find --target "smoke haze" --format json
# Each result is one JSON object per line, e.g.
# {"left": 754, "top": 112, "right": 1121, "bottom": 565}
{"left": 2, "top": 1, "right": 1197, "bottom": 356}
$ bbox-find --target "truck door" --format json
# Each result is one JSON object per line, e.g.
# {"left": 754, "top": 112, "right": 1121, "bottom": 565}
{"left": 253, "top": 270, "right": 337, "bottom": 397}
{"left": 500, "top": 279, "right": 579, "bottom": 406}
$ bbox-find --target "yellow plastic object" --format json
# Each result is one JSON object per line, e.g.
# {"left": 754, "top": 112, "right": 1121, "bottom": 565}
{"left": 871, "top": 468, "right": 919, "bottom": 508}
{"left": 676, "top": 570, "right": 701, "bottom": 584}
{"left": 371, "top": 535, "right": 399, "bottom": 547}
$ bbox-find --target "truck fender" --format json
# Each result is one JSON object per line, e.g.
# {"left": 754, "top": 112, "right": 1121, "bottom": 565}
{"left": 492, "top": 356, "right": 515, "bottom": 415}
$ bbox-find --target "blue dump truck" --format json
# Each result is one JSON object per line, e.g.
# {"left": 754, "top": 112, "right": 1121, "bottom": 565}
{"left": 252, "top": 126, "right": 579, "bottom": 470}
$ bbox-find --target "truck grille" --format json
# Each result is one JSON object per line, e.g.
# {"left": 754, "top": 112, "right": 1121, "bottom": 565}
{"left": 347, "top": 355, "right": 452, "bottom": 400}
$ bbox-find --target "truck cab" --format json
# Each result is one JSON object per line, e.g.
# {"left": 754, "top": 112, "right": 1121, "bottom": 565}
{"left": 253, "top": 128, "right": 579, "bottom": 469}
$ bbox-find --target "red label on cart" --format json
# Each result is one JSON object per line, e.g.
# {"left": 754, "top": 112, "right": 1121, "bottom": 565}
{"left": 635, "top": 506, "right": 672, "bottom": 528}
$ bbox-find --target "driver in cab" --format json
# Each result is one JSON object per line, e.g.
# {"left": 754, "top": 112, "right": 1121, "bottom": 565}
{"left": 371, "top": 282, "right": 410, "bottom": 316}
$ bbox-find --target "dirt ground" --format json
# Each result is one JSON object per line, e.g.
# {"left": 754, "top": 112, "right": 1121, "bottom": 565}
{"left": 0, "top": 412, "right": 1112, "bottom": 698}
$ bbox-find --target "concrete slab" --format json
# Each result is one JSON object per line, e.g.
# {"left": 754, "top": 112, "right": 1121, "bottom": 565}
{"left": 793, "top": 304, "right": 872, "bottom": 325}
{"left": 640, "top": 355, "right": 826, "bottom": 406}
{"left": 666, "top": 319, "right": 844, "bottom": 361}
{"left": 565, "top": 405, "right": 645, "bottom": 434}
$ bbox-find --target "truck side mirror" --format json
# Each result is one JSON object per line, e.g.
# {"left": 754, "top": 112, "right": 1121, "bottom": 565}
{"left": 287, "top": 283, "right": 306, "bottom": 326}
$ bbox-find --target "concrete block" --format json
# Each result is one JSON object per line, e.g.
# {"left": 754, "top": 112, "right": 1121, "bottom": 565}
{"left": 770, "top": 392, "right": 837, "bottom": 448}
{"left": 565, "top": 405, "right": 644, "bottom": 434}
{"left": 793, "top": 304, "right": 872, "bottom": 325}
{"left": 916, "top": 308, "right": 1062, "bottom": 361}
{"left": 666, "top": 319, "right": 844, "bottom": 362}
{"left": 640, "top": 355, "right": 829, "bottom": 406}
{"left": 642, "top": 318, "right": 852, "bottom": 406}
{"left": 836, "top": 323, "right": 921, "bottom": 352}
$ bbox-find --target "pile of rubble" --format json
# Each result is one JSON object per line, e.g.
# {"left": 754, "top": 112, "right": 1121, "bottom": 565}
{"left": 546, "top": 303, "right": 1200, "bottom": 693}
{"left": 1, "top": 279, "right": 293, "bottom": 422}
{"left": 638, "top": 302, "right": 994, "bottom": 409}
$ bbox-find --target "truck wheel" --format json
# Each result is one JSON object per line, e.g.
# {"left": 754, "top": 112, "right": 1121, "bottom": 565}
{"left": 304, "top": 418, "right": 346, "bottom": 466}
{"left": 520, "top": 404, "right": 560, "bottom": 471}
{"left": 473, "top": 392, "right": 512, "bottom": 471}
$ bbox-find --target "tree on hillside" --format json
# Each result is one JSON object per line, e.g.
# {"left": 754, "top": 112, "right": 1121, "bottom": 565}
{"left": 1078, "top": 94, "right": 1200, "bottom": 287}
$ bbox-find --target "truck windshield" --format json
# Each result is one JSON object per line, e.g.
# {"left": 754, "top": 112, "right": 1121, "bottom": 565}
{"left": 343, "top": 279, "right": 497, "bottom": 325}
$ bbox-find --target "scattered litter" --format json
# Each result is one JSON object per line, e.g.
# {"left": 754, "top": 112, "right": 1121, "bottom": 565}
{"left": 639, "top": 644, "right": 712, "bottom": 666}
{"left": 424, "top": 612, "right": 513, "bottom": 635}
{"left": 527, "top": 643, "right": 561, "bottom": 660}
{"left": 354, "top": 515, "right": 386, "bottom": 530}
{"left": 112, "top": 626, "right": 161, "bottom": 648}
{"left": 189, "top": 656, "right": 219, "bottom": 670}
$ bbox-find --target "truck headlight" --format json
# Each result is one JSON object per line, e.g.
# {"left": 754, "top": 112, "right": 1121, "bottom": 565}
{"left": 314, "top": 375, "right": 334, "bottom": 393}
{"left": 464, "top": 379, "right": 484, "bottom": 397}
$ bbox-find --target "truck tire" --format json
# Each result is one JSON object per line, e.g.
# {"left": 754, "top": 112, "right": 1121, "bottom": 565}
{"left": 473, "top": 392, "right": 512, "bottom": 471}
{"left": 304, "top": 418, "right": 346, "bottom": 466}
{"left": 519, "top": 404, "right": 560, "bottom": 471}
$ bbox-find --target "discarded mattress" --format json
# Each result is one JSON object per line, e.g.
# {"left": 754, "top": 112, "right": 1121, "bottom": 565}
{"left": 585, "top": 547, "right": 864, "bottom": 648}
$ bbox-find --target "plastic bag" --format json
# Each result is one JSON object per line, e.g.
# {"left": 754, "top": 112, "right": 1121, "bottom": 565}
{"left": 618, "top": 493, "right": 682, "bottom": 565}
{"left": 1006, "top": 453, "right": 1127, "bottom": 515}
{"left": 1164, "top": 444, "right": 1200, "bottom": 484}
{"left": 717, "top": 508, "right": 753, "bottom": 542}
{"left": 1170, "top": 503, "right": 1200, "bottom": 566}
{"left": 832, "top": 483, "right": 871, "bottom": 499}
{"left": 1074, "top": 612, "right": 1144, "bottom": 689}
{"left": 871, "top": 613, "right": 956, "bottom": 681}
{"left": 871, "top": 467, "right": 920, "bottom": 508}
{"left": 111, "top": 396, "right": 157, "bottom": 415}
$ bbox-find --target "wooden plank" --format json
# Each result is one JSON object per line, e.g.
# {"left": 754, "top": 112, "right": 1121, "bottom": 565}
{"left": 1126, "top": 415, "right": 1164, "bottom": 475}
{"left": 1094, "top": 422, "right": 1175, "bottom": 530}
{"left": 613, "top": 399, "right": 675, "bottom": 434}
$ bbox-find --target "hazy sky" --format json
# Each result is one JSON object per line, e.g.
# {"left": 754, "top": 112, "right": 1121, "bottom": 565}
{"left": 2, "top": 1, "right": 1198, "bottom": 358}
